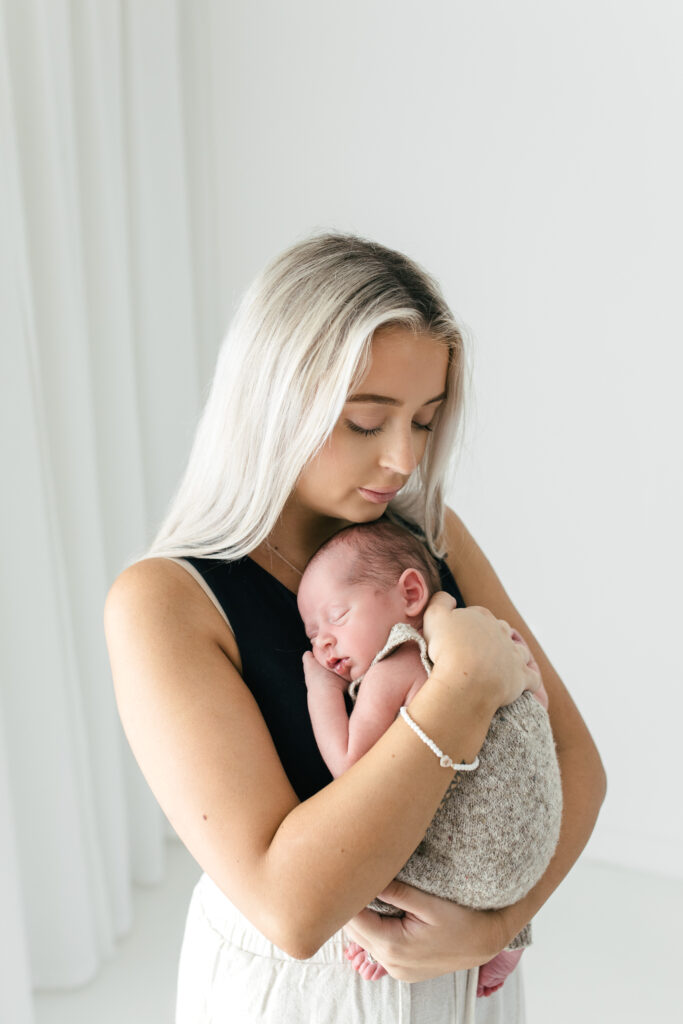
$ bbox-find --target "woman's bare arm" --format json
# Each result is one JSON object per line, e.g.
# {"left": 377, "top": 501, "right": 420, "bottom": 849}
{"left": 104, "top": 557, "right": 525, "bottom": 959}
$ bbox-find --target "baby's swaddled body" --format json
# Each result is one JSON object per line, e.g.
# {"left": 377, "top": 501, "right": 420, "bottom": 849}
{"left": 351, "top": 624, "right": 563, "bottom": 948}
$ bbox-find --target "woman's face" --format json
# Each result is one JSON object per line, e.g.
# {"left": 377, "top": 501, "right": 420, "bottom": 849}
{"left": 294, "top": 326, "right": 449, "bottom": 523}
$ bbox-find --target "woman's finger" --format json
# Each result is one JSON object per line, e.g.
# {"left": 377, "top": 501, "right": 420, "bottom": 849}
{"left": 343, "top": 906, "right": 404, "bottom": 955}
{"left": 344, "top": 908, "right": 387, "bottom": 947}
{"left": 375, "top": 879, "right": 435, "bottom": 918}
{"left": 505, "top": 627, "right": 543, "bottom": 689}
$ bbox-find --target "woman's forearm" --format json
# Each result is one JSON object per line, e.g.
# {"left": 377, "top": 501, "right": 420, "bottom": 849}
{"left": 260, "top": 670, "right": 495, "bottom": 957}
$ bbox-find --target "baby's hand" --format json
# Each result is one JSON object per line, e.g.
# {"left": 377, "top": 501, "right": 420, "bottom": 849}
{"left": 302, "top": 651, "right": 349, "bottom": 692}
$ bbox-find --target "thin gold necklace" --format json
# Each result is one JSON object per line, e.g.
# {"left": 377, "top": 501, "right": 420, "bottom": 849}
{"left": 264, "top": 540, "right": 304, "bottom": 577}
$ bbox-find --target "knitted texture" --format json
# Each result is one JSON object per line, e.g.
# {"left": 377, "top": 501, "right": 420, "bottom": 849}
{"left": 350, "top": 624, "right": 563, "bottom": 949}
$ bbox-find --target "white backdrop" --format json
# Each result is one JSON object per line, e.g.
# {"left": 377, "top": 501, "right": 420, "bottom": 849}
{"left": 2, "top": 0, "right": 681, "bottom": 1019}
{"left": 1, "top": 0, "right": 208, "bottom": 1018}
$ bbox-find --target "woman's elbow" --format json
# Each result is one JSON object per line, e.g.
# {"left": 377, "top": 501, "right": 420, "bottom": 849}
{"left": 586, "top": 728, "right": 607, "bottom": 805}
{"left": 577, "top": 735, "right": 608, "bottom": 815}
{"left": 256, "top": 905, "right": 331, "bottom": 962}
{"left": 559, "top": 715, "right": 607, "bottom": 803}
{"left": 285, "top": 938, "right": 323, "bottom": 962}
{"left": 595, "top": 751, "right": 608, "bottom": 806}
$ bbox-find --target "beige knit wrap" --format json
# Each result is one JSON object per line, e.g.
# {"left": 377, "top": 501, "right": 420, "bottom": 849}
{"left": 349, "top": 623, "right": 563, "bottom": 949}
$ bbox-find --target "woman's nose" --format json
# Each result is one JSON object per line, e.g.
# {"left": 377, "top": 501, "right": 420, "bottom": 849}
{"left": 378, "top": 427, "right": 419, "bottom": 476}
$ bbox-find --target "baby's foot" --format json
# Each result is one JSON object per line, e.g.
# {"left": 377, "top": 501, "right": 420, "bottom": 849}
{"left": 477, "top": 948, "right": 524, "bottom": 998}
{"left": 344, "top": 941, "right": 387, "bottom": 981}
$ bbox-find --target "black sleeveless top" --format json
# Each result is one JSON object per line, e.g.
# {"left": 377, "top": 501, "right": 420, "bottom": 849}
{"left": 185, "top": 553, "right": 465, "bottom": 802}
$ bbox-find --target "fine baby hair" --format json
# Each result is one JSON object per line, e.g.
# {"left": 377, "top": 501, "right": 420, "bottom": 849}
{"left": 306, "top": 517, "right": 442, "bottom": 596}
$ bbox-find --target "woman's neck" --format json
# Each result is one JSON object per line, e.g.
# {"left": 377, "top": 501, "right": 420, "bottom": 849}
{"left": 249, "top": 500, "right": 352, "bottom": 593}
{"left": 269, "top": 499, "right": 352, "bottom": 568}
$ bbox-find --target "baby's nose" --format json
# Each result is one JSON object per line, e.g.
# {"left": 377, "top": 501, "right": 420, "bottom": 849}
{"left": 314, "top": 632, "right": 334, "bottom": 652}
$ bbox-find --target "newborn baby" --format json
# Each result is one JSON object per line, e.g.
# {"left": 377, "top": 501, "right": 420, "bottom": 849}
{"left": 297, "top": 518, "right": 563, "bottom": 994}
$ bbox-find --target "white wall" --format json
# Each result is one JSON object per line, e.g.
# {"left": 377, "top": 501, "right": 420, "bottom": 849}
{"left": 199, "top": 0, "right": 683, "bottom": 877}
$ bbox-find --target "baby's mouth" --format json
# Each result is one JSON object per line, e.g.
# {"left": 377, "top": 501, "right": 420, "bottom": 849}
{"left": 327, "top": 656, "right": 351, "bottom": 676}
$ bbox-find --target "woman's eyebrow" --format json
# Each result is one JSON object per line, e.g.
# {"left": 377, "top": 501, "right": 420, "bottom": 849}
{"left": 347, "top": 391, "right": 446, "bottom": 407}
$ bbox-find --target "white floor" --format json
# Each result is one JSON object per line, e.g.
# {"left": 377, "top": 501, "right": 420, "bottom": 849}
{"left": 33, "top": 841, "right": 681, "bottom": 1023}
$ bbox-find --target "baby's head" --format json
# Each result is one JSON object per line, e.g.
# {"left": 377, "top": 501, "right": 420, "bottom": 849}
{"left": 297, "top": 520, "right": 441, "bottom": 682}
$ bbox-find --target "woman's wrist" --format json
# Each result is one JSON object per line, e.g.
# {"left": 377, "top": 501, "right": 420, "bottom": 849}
{"left": 405, "top": 666, "right": 494, "bottom": 769}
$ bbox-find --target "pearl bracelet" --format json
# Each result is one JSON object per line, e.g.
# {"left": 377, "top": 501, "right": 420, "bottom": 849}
{"left": 399, "top": 706, "right": 480, "bottom": 771}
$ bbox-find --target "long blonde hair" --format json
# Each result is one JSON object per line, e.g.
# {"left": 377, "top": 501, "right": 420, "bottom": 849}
{"left": 144, "top": 232, "right": 466, "bottom": 562}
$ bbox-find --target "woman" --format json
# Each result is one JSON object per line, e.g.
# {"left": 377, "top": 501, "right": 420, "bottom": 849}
{"left": 105, "top": 233, "right": 605, "bottom": 1023}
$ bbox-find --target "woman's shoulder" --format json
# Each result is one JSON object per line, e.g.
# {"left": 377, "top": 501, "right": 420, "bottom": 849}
{"left": 441, "top": 506, "right": 520, "bottom": 614}
{"left": 442, "top": 507, "right": 470, "bottom": 569}
{"left": 106, "top": 556, "right": 200, "bottom": 616}
{"left": 389, "top": 506, "right": 465, "bottom": 564}
{"left": 105, "top": 557, "right": 241, "bottom": 668}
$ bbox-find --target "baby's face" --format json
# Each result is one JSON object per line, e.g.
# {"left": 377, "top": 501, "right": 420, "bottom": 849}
{"left": 297, "top": 547, "right": 406, "bottom": 682}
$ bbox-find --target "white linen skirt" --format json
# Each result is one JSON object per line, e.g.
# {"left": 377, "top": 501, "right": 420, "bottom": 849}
{"left": 176, "top": 873, "right": 526, "bottom": 1024}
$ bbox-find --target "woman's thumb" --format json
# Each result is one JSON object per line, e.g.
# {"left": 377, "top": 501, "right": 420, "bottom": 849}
{"left": 376, "top": 880, "right": 419, "bottom": 912}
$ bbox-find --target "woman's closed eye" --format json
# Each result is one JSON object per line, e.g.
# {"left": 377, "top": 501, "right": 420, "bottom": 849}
{"left": 345, "top": 419, "right": 434, "bottom": 437}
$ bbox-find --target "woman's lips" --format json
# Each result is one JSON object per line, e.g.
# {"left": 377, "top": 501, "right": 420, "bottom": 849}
{"left": 358, "top": 487, "right": 400, "bottom": 503}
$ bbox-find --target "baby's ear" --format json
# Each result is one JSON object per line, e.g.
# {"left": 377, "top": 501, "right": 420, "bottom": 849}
{"left": 397, "top": 568, "right": 429, "bottom": 616}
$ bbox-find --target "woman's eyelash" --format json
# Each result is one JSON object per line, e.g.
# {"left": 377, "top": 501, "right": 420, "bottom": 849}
{"left": 347, "top": 421, "right": 382, "bottom": 437}
{"left": 346, "top": 420, "right": 433, "bottom": 436}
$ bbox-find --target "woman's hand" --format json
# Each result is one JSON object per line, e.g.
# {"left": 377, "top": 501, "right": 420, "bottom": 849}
{"left": 343, "top": 880, "right": 510, "bottom": 983}
{"left": 422, "top": 592, "right": 541, "bottom": 710}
